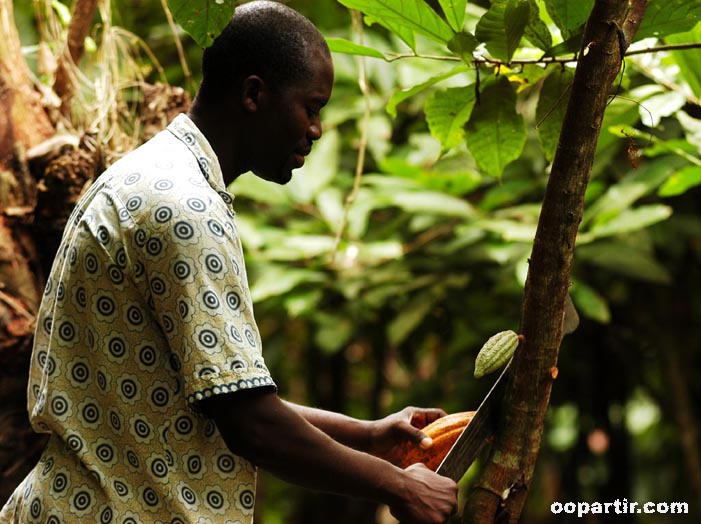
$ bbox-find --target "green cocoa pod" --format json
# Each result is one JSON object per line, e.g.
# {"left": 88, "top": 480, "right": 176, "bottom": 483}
{"left": 474, "top": 330, "right": 520, "bottom": 379}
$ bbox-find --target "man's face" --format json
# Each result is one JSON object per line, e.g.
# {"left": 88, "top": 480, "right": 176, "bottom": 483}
{"left": 251, "top": 49, "right": 334, "bottom": 184}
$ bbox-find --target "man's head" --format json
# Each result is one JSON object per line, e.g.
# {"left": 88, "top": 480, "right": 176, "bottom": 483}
{"left": 192, "top": 1, "right": 334, "bottom": 185}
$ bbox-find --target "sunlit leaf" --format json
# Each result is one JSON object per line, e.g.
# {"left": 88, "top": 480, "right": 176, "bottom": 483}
{"left": 251, "top": 265, "right": 326, "bottom": 302}
{"left": 543, "top": 0, "right": 592, "bottom": 38}
{"left": 465, "top": 77, "right": 526, "bottom": 178}
{"left": 635, "top": 0, "right": 701, "bottom": 41}
{"left": 387, "top": 65, "right": 470, "bottom": 118}
{"left": 475, "top": 0, "right": 530, "bottom": 62}
{"left": 425, "top": 86, "right": 476, "bottom": 153}
{"left": 438, "top": 0, "right": 467, "bottom": 32}
{"left": 326, "top": 37, "right": 387, "bottom": 59}
{"left": 666, "top": 25, "right": 701, "bottom": 97}
{"left": 658, "top": 165, "right": 701, "bottom": 197}
{"left": 581, "top": 204, "right": 673, "bottom": 243}
{"left": 536, "top": 68, "right": 574, "bottom": 162}
{"left": 339, "top": 0, "right": 455, "bottom": 45}
{"left": 582, "top": 156, "right": 686, "bottom": 227}
{"left": 390, "top": 191, "right": 475, "bottom": 217}
{"left": 167, "top": 0, "right": 236, "bottom": 48}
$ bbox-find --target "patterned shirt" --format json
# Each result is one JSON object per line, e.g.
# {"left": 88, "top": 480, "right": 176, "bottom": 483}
{"left": 1, "top": 114, "right": 276, "bottom": 524}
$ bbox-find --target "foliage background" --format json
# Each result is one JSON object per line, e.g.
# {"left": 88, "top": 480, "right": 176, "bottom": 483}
{"left": 6, "top": 0, "right": 701, "bottom": 522}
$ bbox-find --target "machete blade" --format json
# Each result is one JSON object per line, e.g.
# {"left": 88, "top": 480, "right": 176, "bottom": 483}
{"left": 435, "top": 362, "right": 511, "bottom": 482}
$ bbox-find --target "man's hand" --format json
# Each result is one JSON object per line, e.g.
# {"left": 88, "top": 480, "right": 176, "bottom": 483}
{"left": 390, "top": 463, "right": 458, "bottom": 524}
{"left": 367, "top": 407, "right": 447, "bottom": 460}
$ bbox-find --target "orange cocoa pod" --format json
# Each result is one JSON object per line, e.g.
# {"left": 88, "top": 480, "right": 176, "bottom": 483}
{"left": 384, "top": 411, "right": 476, "bottom": 471}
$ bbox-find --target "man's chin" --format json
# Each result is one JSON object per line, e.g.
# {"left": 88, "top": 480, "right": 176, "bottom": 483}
{"left": 254, "top": 167, "right": 293, "bottom": 185}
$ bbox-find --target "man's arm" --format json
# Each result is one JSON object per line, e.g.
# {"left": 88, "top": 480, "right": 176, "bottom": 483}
{"left": 284, "top": 401, "right": 446, "bottom": 458}
{"left": 202, "top": 388, "right": 457, "bottom": 523}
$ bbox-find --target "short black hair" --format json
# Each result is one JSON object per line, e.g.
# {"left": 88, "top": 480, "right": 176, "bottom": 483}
{"left": 200, "top": 1, "right": 329, "bottom": 98}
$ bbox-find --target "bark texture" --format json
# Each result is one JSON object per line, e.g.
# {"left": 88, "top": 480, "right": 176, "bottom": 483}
{"left": 0, "top": 0, "right": 55, "bottom": 502}
{"left": 462, "top": 2, "right": 648, "bottom": 522}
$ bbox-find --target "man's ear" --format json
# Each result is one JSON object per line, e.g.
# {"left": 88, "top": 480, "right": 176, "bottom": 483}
{"left": 241, "top": 75, "right": 266, "bottom": 112}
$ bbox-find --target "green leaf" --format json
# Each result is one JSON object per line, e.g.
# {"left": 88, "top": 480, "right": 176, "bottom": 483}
{"left": 387, "top": 65, "right": 470, "bottom": 118}
{"left": 465, "top": 77, "right": 527, "bottom": 178}
{"left": 314, "top": 313, "right": 353, "bottom": 353}
{"left": 388, "top": 290, "right": 439, "bottom": 346}
{"left": 581, "top": 156, "right": 687, "bottom": 227}
{"left": 251, "top": 265, "right": 326, "bottom": 302}
{"left": 365, "top": 14, "right": 416, "bottom": 50}
{"left": 666, "top": 25, "right": 701, "bottom": 98}
{"left": 425, "top": 86, "right": 477, "bottom": 153}
{"left": 536, "top": 68, "right": 574, "bottom": 162}
{"left": 580, "top": 205, "right": 673, "bottom": 243}
{"left": 543, "top": 0, "right": 593, "bottom": 38}
{"left": 577, "top": 242, "right": 672, "bottom": 284}
{"left": 339, "top": 0, "right": 455, "bottom": 45}
{"left": 475, "top": 0, "right": 530, "bottom": 62}
{"left": 167, "top": 0, "right": 236, "bottom": 48}
{"left": 635, "top": 0, "right": 701, "bottom": 41}
{"left": 478, "top": 179, "right": 534, "bottom": 211}
{"left": 658, "top": 165, "right": 701, "bottom": 197}
{"left": 524, "top": 0, "right": 552, "bottom": 51}
{"left": 447, "top": 31, "right": 479, "bottom": 62}
{"left": 389, "top": 191, "right": 475, "bottom": 217}
{"left": 325, "top": 37, "right": 387, "bottom": 59}
{"left": 438, "top": 0, "right": 467, "bottom": 32}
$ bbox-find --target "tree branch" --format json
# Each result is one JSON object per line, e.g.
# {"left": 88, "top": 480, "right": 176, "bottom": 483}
{"left": 384, "top": 41, "right": 701, "bottom": 66}
{"left": 53, "top": 0, "right": 99, "bottom": 103}
{"left": 461, "top": 1, "right": 648, "bottom": 523}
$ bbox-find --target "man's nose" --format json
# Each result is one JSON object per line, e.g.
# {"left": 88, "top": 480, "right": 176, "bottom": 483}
{"left": 308, "top": 119, "right": 322, "bottom": 141}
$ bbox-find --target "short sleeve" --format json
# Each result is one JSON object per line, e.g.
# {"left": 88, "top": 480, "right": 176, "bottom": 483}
{"left": 124, "top": 188, "right": 276, "bottom": 406}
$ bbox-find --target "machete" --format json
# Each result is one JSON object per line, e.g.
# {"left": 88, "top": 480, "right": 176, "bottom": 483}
{"left": 434, "top": 294, "right": 578, "bottom": 481}
{"left": 434, "top": 362, "right": 511, "bottom": 482}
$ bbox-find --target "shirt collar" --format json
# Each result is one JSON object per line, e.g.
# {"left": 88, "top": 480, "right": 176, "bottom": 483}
{"left": 166, "top": 113, "right": 233, "bottom": 202}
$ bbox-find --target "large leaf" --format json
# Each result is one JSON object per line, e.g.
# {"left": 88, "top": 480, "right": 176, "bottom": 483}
{"left": 635, "top": 0, "right": 701, "bottom": 41}
{"left": 523, "top": 0, "right": 552, "bottom": 51}
{"left": 581, "top": 156, "right": 686, "bottom": 227}
{"left": 576, "top": 242, "right": 672, "bottom": 283}
{"left": 339, "top": 0, "right": 455, "bottom": 45}
{"left": 251, "top": 264, "right": 327, "bottom": 302}
{"left": 536, "top": 68, "right": 574, "bottom": 162}
{"left": 425, "top": 86, "right": 477, "bottom": 153}
{"left": 387, "top": 65, "right": 470, "bottom": 118}
{"left": 326, "top": 37, "right": 387, "bottom": 59}
{"left": 438, "top": 0, "right": 468, "bottom": 32}
{"left": 465, "top": 77, "right": 526, "bottom": 178}
{"left": 570, "top": 281, "right": 611, "bottom": 324}
{"left": 389, "top": 190, "right": 475, "bottom": 217}
{"left": 666, "top": 25, "right": 701, "bottom": 98}
{"left": 167, "top": 0, "right": 236, "bottom": 48}
{"left": 475, "top": 0, "right": 530, "bottom": 63}
{"left": 543, "top": 0, "right": 593, "bottom": 38}
{"left": 579, "top": 205, "right": 673, "bottom": 243}
{"left": 658, "top": 165, "right": 701, "bottom": 197}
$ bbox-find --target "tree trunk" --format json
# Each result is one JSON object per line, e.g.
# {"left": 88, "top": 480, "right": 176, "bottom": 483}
{"left": 462, "top": 1, "right": 648, "bottom": 522}
{"left": 0, "top": 0, "right": 56, "bottom": 502}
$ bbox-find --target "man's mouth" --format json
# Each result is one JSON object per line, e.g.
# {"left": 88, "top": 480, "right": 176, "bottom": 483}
{"left": 292, "top": 145, "right": 312, "bottom": 168}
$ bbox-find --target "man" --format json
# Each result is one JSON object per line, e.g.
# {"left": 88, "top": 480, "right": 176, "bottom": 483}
{"left": 1, "top": 2, "right": 458, "bottom": 523}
